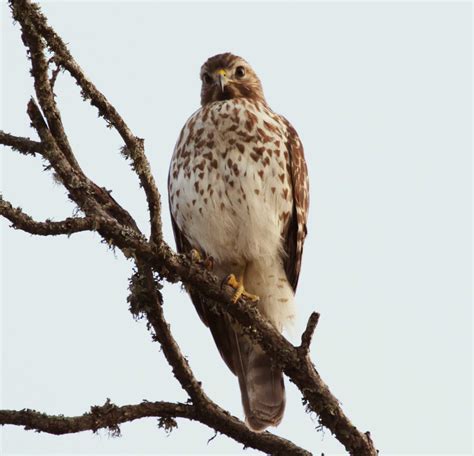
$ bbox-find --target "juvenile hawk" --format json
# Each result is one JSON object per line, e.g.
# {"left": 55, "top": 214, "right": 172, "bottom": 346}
{"left": 168, "top": 53, "right": 309, "bottom": 431}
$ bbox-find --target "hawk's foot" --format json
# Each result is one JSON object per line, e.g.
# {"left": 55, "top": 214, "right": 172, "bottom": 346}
{"left": 224, "top": 274, "right": 259, "bottom": 304}
{"left": 189, "top": 248, "right": 202, "bottom": 263}
{"left": 189, "top": 249, "right": 214, "bottom": 271}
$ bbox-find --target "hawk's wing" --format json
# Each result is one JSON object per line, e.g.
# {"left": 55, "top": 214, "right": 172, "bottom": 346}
{"left": 279, "top": 116, "right": 309, "bottom": 292}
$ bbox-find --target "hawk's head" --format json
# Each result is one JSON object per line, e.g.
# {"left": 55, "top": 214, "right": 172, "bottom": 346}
{"left": 200, "top": 53, "right": 265, "bottom": 105}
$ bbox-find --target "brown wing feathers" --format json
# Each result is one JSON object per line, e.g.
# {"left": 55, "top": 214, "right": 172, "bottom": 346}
{"left": 280, "top": 116, "right": 309, "bottom": 291}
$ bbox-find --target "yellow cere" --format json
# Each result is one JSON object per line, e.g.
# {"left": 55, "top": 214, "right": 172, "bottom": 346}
{"left": 216, "top": 69, "right": 226, "bottom": 76}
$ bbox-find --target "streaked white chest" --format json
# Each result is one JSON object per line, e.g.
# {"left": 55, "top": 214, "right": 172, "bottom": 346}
{"left": 169, "top": 99, "right": 293, "bottom": 264}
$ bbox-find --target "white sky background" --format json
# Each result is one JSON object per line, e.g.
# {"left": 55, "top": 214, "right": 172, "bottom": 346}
{"left": 0, "top": 1, "right": 472, "bottom": 455}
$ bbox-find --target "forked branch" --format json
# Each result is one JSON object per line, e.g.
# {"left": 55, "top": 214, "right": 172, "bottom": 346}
{"left": 12, "top": 0, "right": 163, "bottom": 245}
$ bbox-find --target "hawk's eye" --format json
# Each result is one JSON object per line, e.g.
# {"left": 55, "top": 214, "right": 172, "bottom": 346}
{"left": 235, "top": 66, "right": 246, "bottom": 79}
{"left": 203, "top": 72, "right": 213, "bottom": 84}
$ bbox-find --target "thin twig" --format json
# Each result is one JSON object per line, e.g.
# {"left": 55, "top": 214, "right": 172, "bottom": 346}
{"left": 48, "top": 56, "right": 61, "bottom": 90}
{"left": 0, "top": 197, "right": 94, "bottom": 236}
{"left": 299, "top": 312, "right": 320, "bottom": 355}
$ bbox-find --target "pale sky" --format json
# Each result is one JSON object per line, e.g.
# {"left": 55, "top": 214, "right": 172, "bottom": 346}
{"left": 1, "top": 1, "right": 472, "bottom": 455}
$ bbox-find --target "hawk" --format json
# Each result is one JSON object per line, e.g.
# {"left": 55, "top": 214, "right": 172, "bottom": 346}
{"left": 168, "top": 53, "right": 309, "bottom": 431}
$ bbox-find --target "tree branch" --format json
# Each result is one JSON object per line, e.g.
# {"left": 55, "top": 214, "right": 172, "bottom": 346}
{"left": 26, "top": 98, "right": 143, "bottom": 233}
{"left": 128, "top": 258, "right": 315, "bottom": 455}
{"left": 11, "top": 0, "right": 144, "bottom": 235}
{"left": 128, "top": 266, "right": 206, "bottom": 403}
{"left": 11, "top": 1, "right": 80, "bottom": 171}
{"left": 299, "top": 312, "right": 320, "bottom": 355}
{"left": 0, "top": 131, "right": 41, "bottom": 156}
{"left": 12, "top": 0, "right": 163, "bottom": 246}
{"left": 0, "top": 196, "right": 94, "bottom": 236}
{"left": 0, "top": 400, "right": 193, "bottom": 436}
{"left": 0, "top": 399, "right": 309, "bottom": 455}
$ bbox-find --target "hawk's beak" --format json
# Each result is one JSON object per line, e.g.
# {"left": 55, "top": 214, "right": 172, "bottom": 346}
{"left": 216, "top": 69, "right": 226, "bottom": 92}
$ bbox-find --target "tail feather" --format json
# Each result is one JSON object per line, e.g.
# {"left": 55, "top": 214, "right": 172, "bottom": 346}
{"left": 236, "top": 342, "right": 285, "bottom": 432}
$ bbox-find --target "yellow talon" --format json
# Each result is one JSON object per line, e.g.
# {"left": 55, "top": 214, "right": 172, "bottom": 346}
{"left": 190, "top": 248, "right": 202, "bottom": 263}
{"left": 225, "top": 274, "right": 259, "bottom": 303}
{"left": 189, "top": 248, "right": 213, "bottom": 271}
{"left": 226, "top": 273, "right": 240, "bottom": 289}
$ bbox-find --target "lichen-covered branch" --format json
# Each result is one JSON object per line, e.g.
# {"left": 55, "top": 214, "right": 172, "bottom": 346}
{"left": 128, "top": 266, "right": 206, "bottom": 403}
{"left": 0, "top": 399, "right": 309, "bottom": 455}
{"left": 0, "top": 131, "right": 41, "bottom": 156}
{"left": 26, "top": 98, "right": 142, "bottom": 233}
{"left": 127, "top": 239, "right": 377, "bottom": 454}
{"left": 126, "top": 268, "right": 310, "bottom": 455}
{"left": 0, "top": 196, "right": 94, "bottom": 236}
{"left": 0, "top": 400, "right": 194, "bottom": 436}
{"left": 11, "top": 0, "right": 163, "bottom": 246}
{"left": 11, "top": 1, "right": 80, "bottom": 171}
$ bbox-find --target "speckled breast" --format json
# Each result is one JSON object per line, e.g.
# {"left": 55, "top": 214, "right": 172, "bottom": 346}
{"left": 168, "top": 99, "right": 293, "bottom": 264}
